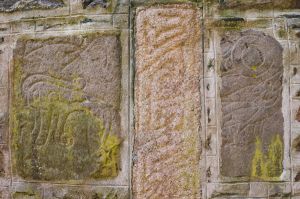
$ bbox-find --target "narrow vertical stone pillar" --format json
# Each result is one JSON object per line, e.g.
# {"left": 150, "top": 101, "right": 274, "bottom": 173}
{"left": 134, "top": 4, "right": 202, "bottom": 198}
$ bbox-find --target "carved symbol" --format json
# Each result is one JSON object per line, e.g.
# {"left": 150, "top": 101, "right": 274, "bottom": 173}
{"left": 220, "top": 30, "right": 284, "bottom": 178}
{"left": 12, "top": 35, "right": 121, "bottom": 180}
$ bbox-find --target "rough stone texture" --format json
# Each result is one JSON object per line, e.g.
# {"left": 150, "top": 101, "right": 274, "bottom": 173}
{"left": 134, "top": 4, "right": 202, "bottom": 199}
{"left": 220, "top": 30, "right": 284, "bottom": 179}
{"left": 11, "top": 33, "right": 122, "bottom": 181}
{"left": 0, "top": 0, "right": 64, "bottom": 12}
{"left": 43, "top": 186, "right": 129, "bottom": 199}
{"left": 0, "top": 36, "right": 8, "bottom": 145}
{"left": 82, "top": 0, "right": 109, "bottom": 9}
{"left": 0, "top": 0, "right": 299, "bottom": 198}
{"left": 219, "top": 0, "right": 300, "bottom": 9}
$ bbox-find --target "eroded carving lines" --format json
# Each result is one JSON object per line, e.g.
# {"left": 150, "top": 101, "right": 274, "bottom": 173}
{"left": 11, "top": 34, "right": 122, "bottom": 181}
{"left": 220, "top": 30, "right": 284, "bottom": 179}
{"left": 134, "top": 4, "right": 202, "bottom": 198}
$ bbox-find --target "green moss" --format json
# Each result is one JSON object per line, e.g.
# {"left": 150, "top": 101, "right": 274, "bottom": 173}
{"left": 209, "top": 19, "right": 270, "bottom": 32}
{"left": 13, "top": 192, "right": 41, "bottom": 199}
{"left": 217, "top": 0, "right": 299, "bottom": 10}
{"left": 11, "top": 56, "right": 121, "bottom": 180}
{"left": 278, "top": 28, "right": 287, "bottom": 38}
{"left": 251, "top": 134, "right": 283, "bottom": 181}
{"left": 13, "top": 188, "right": 42, "bottom": 199}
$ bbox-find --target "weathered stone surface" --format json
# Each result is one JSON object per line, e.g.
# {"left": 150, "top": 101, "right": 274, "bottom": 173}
{"left": 207, "top": 183, "right": 250, "bottom": 198}
{"left": 12, "top": 183, "right": 43, "bottom": 199}
{"left": 43, "top": 186, "right": 129, "bottom": 199}
{"left": 220, "top": 30, "right": 284, "bottom": 179}
{"left": 82, "top": 0, "right": 109, "bottom": 9}
{"left": 0, "top": 0, "right": 64, "bottom": 12}
{"left": 134, "top": 4, "right": 202, "bottom": 198}
{"left": 0, "top": 37, "right": 8, "bottom": 144}
{"left": 11, "top": 33, "right": 122, "bottom": 181}
{"left": 219, "top": 0, "right": 300, "bottom": 9}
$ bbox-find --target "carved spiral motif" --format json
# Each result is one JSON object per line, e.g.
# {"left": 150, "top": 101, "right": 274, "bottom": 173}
{"left": 220, "top": 30, "right": 284, "bottom": 177}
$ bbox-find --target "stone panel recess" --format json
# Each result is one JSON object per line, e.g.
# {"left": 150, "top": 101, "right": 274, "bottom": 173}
{"left": 133, "top": 4, "right": 202, "bottom": 199}
{"left": 11, "top": 33, "right": 123, "bottom": 181}
{"left": 220, "top": 30, "right": 284, "bottom": 180}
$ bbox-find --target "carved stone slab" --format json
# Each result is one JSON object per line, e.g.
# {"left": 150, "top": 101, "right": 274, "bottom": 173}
{"left": 134, "top": 4, "right": 202, "bottom": 198}
{"left": 0, "top": 0, "right": 64, "bottom": 12}
{"left": 220, "top": 30, "right": 284, "bottom": 180}
{"left": 11, "top": 33, "right": 122, "bottom": 181}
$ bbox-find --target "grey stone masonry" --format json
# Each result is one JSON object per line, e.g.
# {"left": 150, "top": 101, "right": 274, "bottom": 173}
{"left": 0, "top": 0, "right": 299, "bottom": 198}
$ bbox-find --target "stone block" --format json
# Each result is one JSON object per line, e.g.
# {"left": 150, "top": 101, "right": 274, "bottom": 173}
{"left": 133, "top": 4, "right": 202, "bottom": 198}
{"left": 0, "top": 0, "right": 65, "bottom": 12}
{"left": 219, "top": 30, "right": 284, "bottom": 180}
{"left": 43, "top": 185, "right": 129, "bottom": 199}
{"left": 11, "top": 33, "right": 123, "bottom": 181}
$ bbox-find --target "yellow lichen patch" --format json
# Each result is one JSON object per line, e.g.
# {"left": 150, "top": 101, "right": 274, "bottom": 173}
{"left": 93, "top": 133, "right": 121, "bottom": 178}
{"left": 252, "top": 74, "right": 257, "bottom": 78}
{"left": 251, "top": 134, "right": 283, "bottom": 181}
{"left": 251, "top": 138, "right": 266, "bottom": 178}
{"left": 11, "top": 57, "right": 121, "bottom": 180}
{"left": 266, "top": 134, "right": 283, "bottom": 177}
{"left": 251, "top": 65, "right": 257, "bottom": 71}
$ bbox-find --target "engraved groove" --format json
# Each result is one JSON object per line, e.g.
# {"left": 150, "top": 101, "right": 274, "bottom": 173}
{"left": 134, "top": 5, "right": 202, "bottom": 198}
{"left": 220, "top": 30, "right": 284, "bottom": 179}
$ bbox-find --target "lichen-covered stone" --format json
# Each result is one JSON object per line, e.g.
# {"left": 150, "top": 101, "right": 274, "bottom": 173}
{"left": 220, "top": 30, "right": 284, "bottom": 179}
{"left": 43, "top": 186, "right": 129, "bottom": 199}
{"left": 134, "top": 4, "right": 202, "bottom": 198}
{"left": 11, "top": 33, "right": 122, "bottom": 181}
{"left": 0, "top": 0, "right": 64, "bottom": 12}
{"left": 218, "top": 0, "right": 300, "bottom": 9}
{"left": 12, "top": 183, "right": 43, "bottom": 199}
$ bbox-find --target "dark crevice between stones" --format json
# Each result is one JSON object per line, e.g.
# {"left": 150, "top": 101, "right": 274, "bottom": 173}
{"left": 295, "top": 172, "right": 300, "bottom": 181}
{"left": 296, "top": 107, "right": 300, "bottom": 122}
{"left": 205, "top": 134, "right": 211, "bottom": 150}
{"left": 0, "top": 151, "right": 4, "bottom": 177}
{"left": 282, "top": 14, "right": 300, "bottom": 18}
{"left": 222, "top": 17, "right": 245, "bottom": 22}
{"left": 206, "top": 166, "right": 211, "bottom": 182}
{"left": 207, "top": 59, "right": 214, "bottom": 70}
{"left": 82, "top": 0, "right": 108, "bottom": 9}
{"left": 80, "top": 17, "right": 94, "bottom": 23}
{"left": 207, "top": 107, "right": 211, "bottom": 123}
{"left": 294, "top": 67, "right": 298, "bottom": 76}
{"left": 206, "top": 83, "right": 210, "bottom": 91}
{"left": 293, "top": 135, "right": 300, "bottom": 152}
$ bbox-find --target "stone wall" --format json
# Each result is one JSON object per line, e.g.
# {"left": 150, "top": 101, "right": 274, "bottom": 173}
{"left": 0, "top": 0, "right": 299, "bottom": 198}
